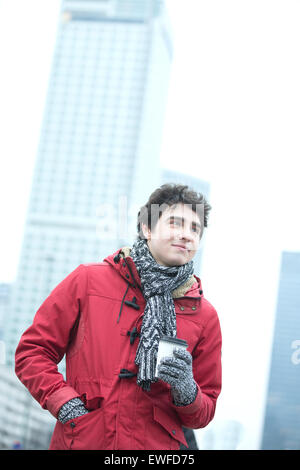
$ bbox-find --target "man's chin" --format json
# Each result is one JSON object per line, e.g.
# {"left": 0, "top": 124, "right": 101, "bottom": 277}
{"left": 164, "top": 255, "right": 188, "bottom": 267}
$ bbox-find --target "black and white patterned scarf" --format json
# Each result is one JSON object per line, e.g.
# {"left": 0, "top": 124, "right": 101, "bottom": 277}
{"left": 130, "top": 238, "right": 194, "bottom": 391}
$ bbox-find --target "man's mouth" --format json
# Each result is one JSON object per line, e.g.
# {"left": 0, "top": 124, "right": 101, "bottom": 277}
{"left": 172, "top": 244, "right": 188, "bottom": 252}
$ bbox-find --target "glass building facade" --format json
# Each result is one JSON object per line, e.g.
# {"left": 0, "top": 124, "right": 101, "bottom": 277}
{"left": 2, "top": 0, "right": 173, "bottom": 449}
{"left": 261, "top": 251, "right": 300, "bottom": 449}
{"left": 4, "top": 0, "right": 172, "bottom": 368}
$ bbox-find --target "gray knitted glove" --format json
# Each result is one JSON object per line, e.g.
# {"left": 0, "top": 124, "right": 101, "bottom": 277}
{"left": 58, "top": 397, "right": 89, "bottom": 424}
{"left": 157, "top": 348, "right": 197, "bottom": 406}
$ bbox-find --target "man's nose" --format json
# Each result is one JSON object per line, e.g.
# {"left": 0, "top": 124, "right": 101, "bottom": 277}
{"left": 179, "top": 226, "right": 193, "bottom": 240}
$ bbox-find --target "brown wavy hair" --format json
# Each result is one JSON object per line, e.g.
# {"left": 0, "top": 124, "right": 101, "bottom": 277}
{"left": 136, "top": 183, "right": 211, "bottom": 240}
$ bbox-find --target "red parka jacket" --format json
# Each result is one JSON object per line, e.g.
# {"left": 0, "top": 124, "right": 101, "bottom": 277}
{"left": 15, "top": 248, "right": 222, "bottom": 450}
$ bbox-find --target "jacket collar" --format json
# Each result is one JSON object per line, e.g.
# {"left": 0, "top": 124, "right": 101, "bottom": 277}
{"left": 104, "top": 247, "right": 204, "bottom": 300}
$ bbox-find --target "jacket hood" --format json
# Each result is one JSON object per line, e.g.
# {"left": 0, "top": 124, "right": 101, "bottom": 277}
{"left": 104, "top": 247, "right": 204, "bottom": 300}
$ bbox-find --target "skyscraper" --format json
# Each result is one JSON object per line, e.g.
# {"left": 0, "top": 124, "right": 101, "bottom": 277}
{"left": 261, "top": 251, "right": 300, "bottom": 449}
{"left": 0, "top": 283, "right": 11, "bottom": 367}
{"left": 4, "top": 0, "right": 172, "bottom": 368}
{"left": 2, "top": 0, "right": 173, "bottom": 449}
{"left": 0, "top": 283, "right": 11, "bottom": 335}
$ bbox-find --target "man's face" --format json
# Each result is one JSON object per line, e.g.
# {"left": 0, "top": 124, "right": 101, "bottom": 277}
{"left": 142, "top": 203, "right": 202, "bottom": 267}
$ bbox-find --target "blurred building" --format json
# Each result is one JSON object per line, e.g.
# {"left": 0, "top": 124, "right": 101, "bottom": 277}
{"left": 261, "top": 251, "right": 300, "bottom": 449}
{"left": 2, "top": 0, "right": 172, "bottom": 449}
{"left": 0, "top": 365, "right": 55, "bottom": 449}
{"left": 195, "top": 419, "right": 244, "bottom": 450}
{"left": 0, "top": 283, "right": 11, "bottom": 333}
{"left": 0, "top": 283, "right": 11, "bottom": 367}
{"left": 4, "top": 0, "right": 172, "bottom": 367}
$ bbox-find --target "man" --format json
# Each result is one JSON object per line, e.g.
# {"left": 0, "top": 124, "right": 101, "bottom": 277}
{"left": 15, "top": 183, "right": 222, "bottom": 450}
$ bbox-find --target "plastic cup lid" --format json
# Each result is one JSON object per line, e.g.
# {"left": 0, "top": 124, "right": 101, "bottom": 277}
{"left": 160, "top": 335, "right": 188, "bottom": 347}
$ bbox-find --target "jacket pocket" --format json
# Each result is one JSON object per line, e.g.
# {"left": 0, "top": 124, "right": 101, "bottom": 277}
{"left": 62, "top": 406, "right": 105, "bottom": 450}
{"left": 58, "top": 379, "right": 106, "bottom": 450}
{"left": 153, "top": 405, "right": 188, "bottom": 449}
{"left": 75, "top": 378, "right": 104, "bottom": 411}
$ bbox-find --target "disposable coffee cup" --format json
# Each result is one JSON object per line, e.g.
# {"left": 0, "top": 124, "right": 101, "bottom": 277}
{"left": 155, "top": 335, "right": 188, "bottom": 378}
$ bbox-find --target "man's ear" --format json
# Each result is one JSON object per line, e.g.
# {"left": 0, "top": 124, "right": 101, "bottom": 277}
{"left": 141, "top": 222, "right": 151, "bottom": 240}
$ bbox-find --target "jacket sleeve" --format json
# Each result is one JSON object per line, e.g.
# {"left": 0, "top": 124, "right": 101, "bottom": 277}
{"left": 15, "top": 264, "right": 88, "bottom": 418}
{"left": 172, "top": 306, "right": 222, "bottom": 428}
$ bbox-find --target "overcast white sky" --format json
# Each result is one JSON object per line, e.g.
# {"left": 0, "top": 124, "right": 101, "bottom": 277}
{"left": 0, "top": 0, "right": 299, "bottom": 449}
